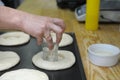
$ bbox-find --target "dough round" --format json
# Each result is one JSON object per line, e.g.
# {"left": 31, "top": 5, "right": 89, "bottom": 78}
{"left": 0, "top": 69, "right": 49, "bottom": 80}
{"left": 0, "top": 51, "right": 20, "bottom": 71}
{"left": 32, "top": 50, "right": 76, "bottom": 70}
{"left": 51, "top": 33, "right": 73, "bottom": 47}
{"left": 0, "top": 31, "right": 30, "bottom": 46}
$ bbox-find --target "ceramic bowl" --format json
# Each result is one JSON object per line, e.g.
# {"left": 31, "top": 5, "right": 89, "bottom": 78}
{"left": 88, "top": 44, "right": 120, "bottom": 67}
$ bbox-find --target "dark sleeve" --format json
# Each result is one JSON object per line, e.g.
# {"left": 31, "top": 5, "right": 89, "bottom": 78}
{"left": 1, "top": 0, "right": 23, "bottom": 8}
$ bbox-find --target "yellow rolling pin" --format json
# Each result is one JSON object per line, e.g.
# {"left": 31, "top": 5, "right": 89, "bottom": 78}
{"left": 85, "top": 0, "right": 100, "bottom": 30}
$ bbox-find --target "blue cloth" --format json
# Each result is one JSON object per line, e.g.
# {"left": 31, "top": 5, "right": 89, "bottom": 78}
{"left": 0, "top": 0, "right": 4, "bottom": 6}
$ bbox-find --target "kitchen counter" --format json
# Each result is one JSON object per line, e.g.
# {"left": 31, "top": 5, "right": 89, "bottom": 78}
{"left": 18, "top": 0, "right": 120, "bottom": 80}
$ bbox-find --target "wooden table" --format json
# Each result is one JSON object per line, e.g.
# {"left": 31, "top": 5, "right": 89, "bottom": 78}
{"left": 18, "top": 0, "right": 120, "bottom": 80}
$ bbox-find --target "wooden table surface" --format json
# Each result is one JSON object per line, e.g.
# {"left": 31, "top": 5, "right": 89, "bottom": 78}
{"left": 18, "top": 0, "right": 120, "bottom": 80}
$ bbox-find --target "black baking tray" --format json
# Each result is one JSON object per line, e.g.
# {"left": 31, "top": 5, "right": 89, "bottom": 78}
{"left": 0, "top": 32, "right": 86, "bottom": 80}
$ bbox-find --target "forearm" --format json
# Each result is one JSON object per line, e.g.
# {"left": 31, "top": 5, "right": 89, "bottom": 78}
{"left": 0, "top": 6, "right": 26, "bottom": 31}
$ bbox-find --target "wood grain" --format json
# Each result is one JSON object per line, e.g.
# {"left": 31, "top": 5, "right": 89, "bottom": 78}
{"left": 18, "top": 0, "right": 120, "bottom": 80}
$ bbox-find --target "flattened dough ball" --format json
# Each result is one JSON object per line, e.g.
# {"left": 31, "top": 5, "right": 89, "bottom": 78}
{"left": 0, "top": 31, "right": 30, "bottom": 46}
{"left": 51, "top": 33, "right": 73, "bottom": 47}
{"left": 0, "top": 69, "right": 49, "bottom": 80}
{"left": 0, "top": 51, "right": 20, "bottom": 71}
{"left": 32, "top": 50, "right": 76, "bottom": 70}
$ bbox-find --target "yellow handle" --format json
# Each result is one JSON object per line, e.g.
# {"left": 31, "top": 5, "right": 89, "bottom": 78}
{"left": 85, "top": 0, "right": 100, "bottom": 30}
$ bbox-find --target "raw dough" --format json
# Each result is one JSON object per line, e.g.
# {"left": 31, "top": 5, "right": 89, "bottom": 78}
{"left": 0, "top": 51, "right": 20, "bottom": 71}
{"left": 32, "top": 50, "right": 76, "bottom": 70}
{"left": 0, "top": 31, "right": 30, "bottom": 46}
{"left": 0, "top": 69, "right": 49, "bottom": 80}
{"left": 51, "top": 33, "right": 73, "bottom": 47}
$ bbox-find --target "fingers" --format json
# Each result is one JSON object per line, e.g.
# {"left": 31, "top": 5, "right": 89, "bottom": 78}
{"left": 56, "top": 33, "right": 62, "bottom": 44}
{"left": 51, "top": 18, "right": 65, "bottom": 43}
{"left": 35, "top": 17, "right": 65, "bottom": 50}
{"left": 43, "top": 21, "right": 64, "bottom": 49}
{"left": 36, "top": 31, "right": 54, "bottom": 50}
{"left": 48, "top": 23, "right": 63, "bottom": 43}
{"left": 52, "top": 18, "right": 66, "bottom": 31}
{"left": 44, "top": 30, "right": 54, "bottom": 50}
{"left": 37, "top": 37, "right": 43, "bottom": 45}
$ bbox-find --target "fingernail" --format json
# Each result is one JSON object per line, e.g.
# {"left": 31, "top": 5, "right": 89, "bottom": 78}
{"left": 48, "top": 43, "right": 54, "bottom": 50}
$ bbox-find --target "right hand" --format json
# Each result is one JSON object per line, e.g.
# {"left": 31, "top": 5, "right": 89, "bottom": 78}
{"left": 21, "top": 14, "right": 65, "bottom": 49}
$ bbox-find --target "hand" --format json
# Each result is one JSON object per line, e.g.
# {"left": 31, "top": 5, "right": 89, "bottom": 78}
{"left": 21, "top": 14, "right": 65, "bottom": 49}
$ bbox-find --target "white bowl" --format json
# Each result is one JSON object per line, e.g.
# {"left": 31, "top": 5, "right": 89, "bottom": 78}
{"left": 88, "top": 44, "right": 120, "bottom": 67}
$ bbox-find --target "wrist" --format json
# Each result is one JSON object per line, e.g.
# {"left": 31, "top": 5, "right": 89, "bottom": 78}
{"left": 12, "top": 10, "right": 28, "bottom": 32}
{"left": 11, "top": 14, "right": 23, "bottom": 31}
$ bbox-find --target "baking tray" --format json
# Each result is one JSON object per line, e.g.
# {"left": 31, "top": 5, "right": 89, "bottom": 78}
{"left": 0, "top": 32, "right": 86, "bottom": 80}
